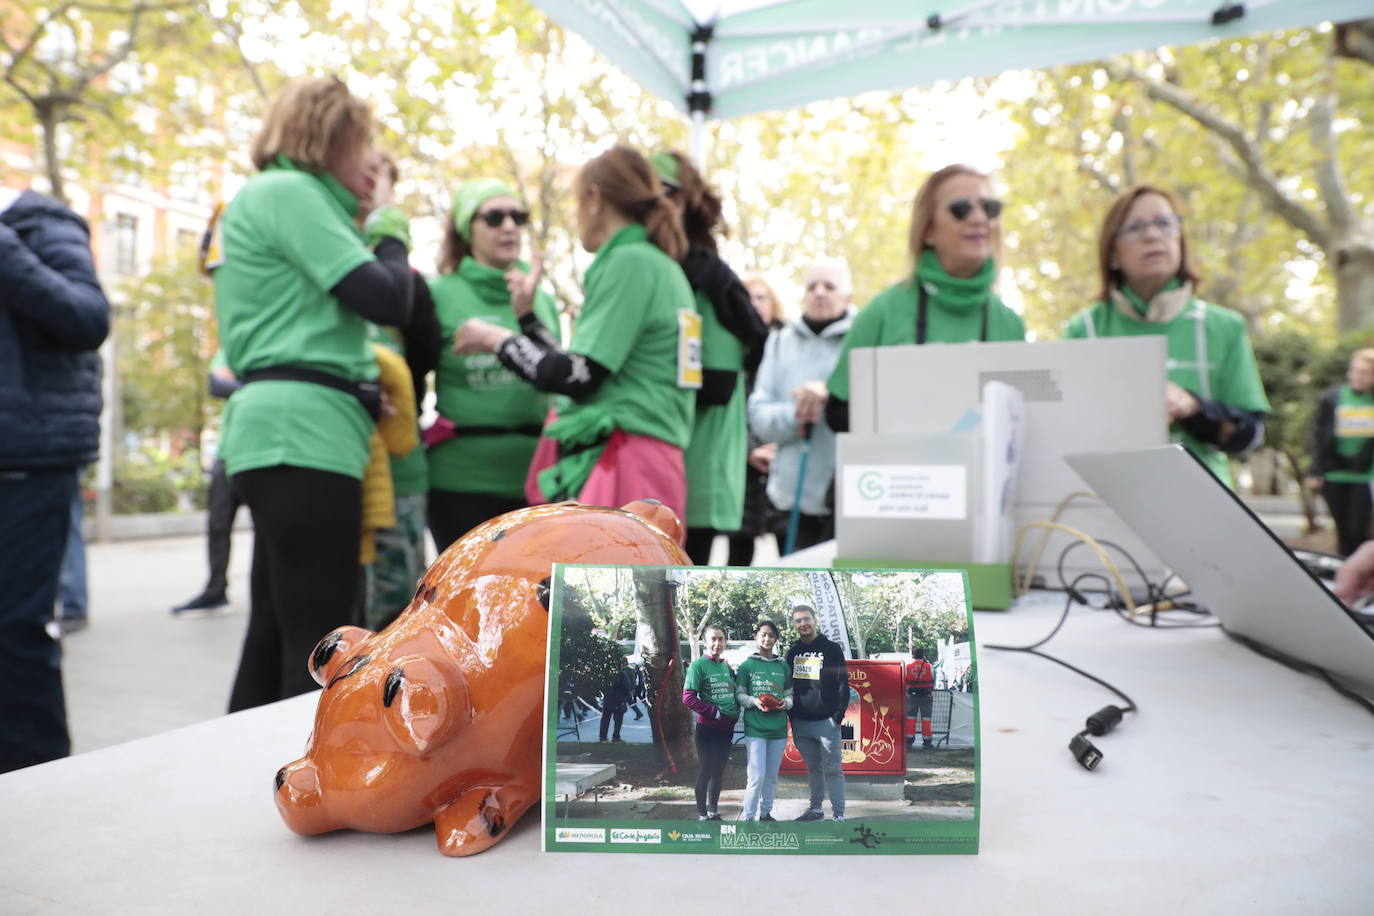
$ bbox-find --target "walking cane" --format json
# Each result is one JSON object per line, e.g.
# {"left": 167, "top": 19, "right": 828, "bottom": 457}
{"left": 784, "top": 423, "right": 814, "bottom": 555}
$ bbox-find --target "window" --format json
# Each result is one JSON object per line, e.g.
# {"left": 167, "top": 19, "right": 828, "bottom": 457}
{"left": 114, "top": 214, "right": 138, "bottom": 275}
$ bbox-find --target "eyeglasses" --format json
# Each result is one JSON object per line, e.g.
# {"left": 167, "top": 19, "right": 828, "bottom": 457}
{"left": 1116, "top": 214, "right": 1181, "bottom": 240}
{"left": 477, "top": 208, "right": 529, "bottom": 229}
{"left": 947, "top": 197, "right": 1002, "bottom": 221}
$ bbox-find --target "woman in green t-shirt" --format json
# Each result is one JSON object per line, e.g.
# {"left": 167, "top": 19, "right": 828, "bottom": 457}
{"left": 453, "top": 146, "right": 698, "bottom": 532}
{"left": 1063, "top": 185, "right": 1270, "bottom": 488}
{"left": 425, "top": 178, "right": 560, "bottom": 551}
{"left": 682, "top": 625, "right": 739, "bottom": 820}
{"left": 822, "top": 164, "right": 1026, "bottom": 433}
{"left": 214, "top": 77, "right": 415, "bottom": 712}
{"left": 734, "top": 620, "right": 793, "bottom": 821}
{"left": 649, "top": 151, "right": 768, "bottom": 565}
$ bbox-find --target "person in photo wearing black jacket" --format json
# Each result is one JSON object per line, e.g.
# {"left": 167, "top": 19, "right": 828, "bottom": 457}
{"left": 784, "top": 603, "right": 848, "bottom": 822}
{"left": 0, "top": 186, "right": 111, "bottom": 773}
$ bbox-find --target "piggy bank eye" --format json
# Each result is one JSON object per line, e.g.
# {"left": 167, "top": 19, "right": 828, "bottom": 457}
{"left": 309, "top": 625, "right": 372, "bottom": 687}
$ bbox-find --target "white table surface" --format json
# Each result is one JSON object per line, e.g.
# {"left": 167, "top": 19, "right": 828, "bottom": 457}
{"left": 3, "top": 593, "right": 1371, "bottom": 915}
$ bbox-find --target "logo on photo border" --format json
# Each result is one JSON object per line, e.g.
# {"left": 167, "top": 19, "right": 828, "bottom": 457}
{"left": 610, "top": 828, "right": 662, "bottom": 844}
{"left": 555, "top": 827, "right": 605, "bottom": 843}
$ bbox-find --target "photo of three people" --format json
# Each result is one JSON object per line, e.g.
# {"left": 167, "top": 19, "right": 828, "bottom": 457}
{"left": 544, "top": 565, "right": 979, "bottom": 855}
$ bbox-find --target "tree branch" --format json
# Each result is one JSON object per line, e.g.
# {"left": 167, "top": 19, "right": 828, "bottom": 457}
{"left": 1311, "top": 45, "right": 1356, "bottom": 237}
{"left": 1128, "top": 66, "right": 1331, "bottom": 250}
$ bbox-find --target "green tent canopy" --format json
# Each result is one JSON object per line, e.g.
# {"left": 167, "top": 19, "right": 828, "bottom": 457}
{"left": 530, "top": 0, "right": 1369, "bottom": 125}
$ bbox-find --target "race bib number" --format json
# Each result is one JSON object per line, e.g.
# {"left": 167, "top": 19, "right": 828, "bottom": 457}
{"left": 677, "top": 309, "right": 702, "bottom": 389}
{"left": 1336, "top": 405, "right": 1374, "bottom": 439}
{"left": 793, "top": 656, "right": 821, "bottom": 681}
{"left": 198, "top": 200, "right": 225, "bottom": 275}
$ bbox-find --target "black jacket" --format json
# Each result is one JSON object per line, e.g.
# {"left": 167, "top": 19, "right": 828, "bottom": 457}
{"left": 1309, "top": 384, "right": 1374, "bottom": 478}
{"left": 785, "top": 632, "right": 850, "bottom": 721}
{"left": 0, "top": 191, "right": 110, "bottom": 469}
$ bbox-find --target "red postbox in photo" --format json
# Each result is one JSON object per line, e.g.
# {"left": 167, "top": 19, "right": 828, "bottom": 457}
{"left": 781, "top": 659, "right": 906, "bottom": 776}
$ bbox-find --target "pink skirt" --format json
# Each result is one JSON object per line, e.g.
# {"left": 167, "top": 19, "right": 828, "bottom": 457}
{"left": 526, "top": 428, "right": 686, "bottom": 542}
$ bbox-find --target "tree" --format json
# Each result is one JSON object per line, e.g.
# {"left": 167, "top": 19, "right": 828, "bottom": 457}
{"left": 632, "top": 566, "right": 693, "bottom": 774}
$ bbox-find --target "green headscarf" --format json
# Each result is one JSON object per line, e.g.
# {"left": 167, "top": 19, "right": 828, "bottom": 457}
{"left": 451, "top": 178, "right": 522, "bottom": 241}
{"left": 648, "top": 152, "right": 682, "bottom": 189}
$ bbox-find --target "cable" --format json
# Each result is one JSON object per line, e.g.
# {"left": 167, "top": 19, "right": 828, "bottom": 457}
{"left": 1011, "top": 521, "right": 1139, "bottom": 615}
{"left": 1225, "top": 630, "right": 1374, "bottom": 716}
{"left": 1015, "top": 490, "right": 1102, "bottom": 594}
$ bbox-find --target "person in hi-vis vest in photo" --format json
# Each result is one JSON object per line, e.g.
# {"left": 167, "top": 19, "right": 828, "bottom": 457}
{"left": 1308, "top": 349, "right": 1374, "bottom": 557}
{"left": 906, "top": 647, "right": 936, "bottom": 749}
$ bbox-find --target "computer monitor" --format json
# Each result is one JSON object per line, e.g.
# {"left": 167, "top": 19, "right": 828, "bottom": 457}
{"left": 840, "top": 337, "right": 1169, "bottom": 587}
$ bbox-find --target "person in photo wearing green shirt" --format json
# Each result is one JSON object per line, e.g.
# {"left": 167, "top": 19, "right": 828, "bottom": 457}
{"left": 214, "top": 77, "right": 415, "bottom": 712}
{"left": 453, "top": 146, "right": 697, "bottom": 532}
{"left": 1307, "top": 349, "right": 1374, "bottom": 556}
{"left": 650, "top": 151, "right": 768, "bottom": 565}
{"left": 823, "top": 164, "right": 1025, "bottom": 433}
{"left": 682, "top": 625, "right": 739, "bottom": 820}
{"left": 734, "top": 620, "right": 793, "bottom": 821}
{"left": 426, "top": 178, "right": 559, "bottom": 551}
{"left": 1064, "top": 185, "right": 1269, "bottom": 488}
{"left": 358, "top": 151, "right": 440, "bottom": 631}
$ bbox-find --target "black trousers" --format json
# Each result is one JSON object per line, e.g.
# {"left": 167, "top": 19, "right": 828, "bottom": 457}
{"left": 228, "top": 466, "right": 361, "bottom": 713}
{"left": 0, "top": 467, "right": 76, "bottom": 773}
{"left": 428, "top": 489, "right": 526, "bottom": 555}
{"left": 203, "top": 458, "right": 242, "bottom": 597}
{"left": 774, "top": 510, "right": 834, "bottom": 555}
{"left": 1322, "top": 480, "right": 1373, "bottom": 557}
{"left": 694, "top": 723, "right": 734, "bottom": 815}
{"left": 599, "top": 699, "right": 627, "bottom": 741}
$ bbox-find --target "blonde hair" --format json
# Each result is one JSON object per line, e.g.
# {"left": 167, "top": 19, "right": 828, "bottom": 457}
{"left": 1351, "top": 349, "right": 1374, "bottom": 368}
{"left": 907, "top": 164, "right": 1002, "bottom": 266}
{"left": 250, "top": 76, "right": 373, "bottom": 172}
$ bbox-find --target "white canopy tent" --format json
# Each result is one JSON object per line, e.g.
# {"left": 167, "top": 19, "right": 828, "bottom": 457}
{"left": 529, "top": 0, "right": 1371, "bottom": 163}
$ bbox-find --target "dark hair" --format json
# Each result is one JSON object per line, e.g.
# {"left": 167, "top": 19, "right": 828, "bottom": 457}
{"left": 912, "top": 647, "right": 926, "bottom": 660}
{"left": 578, "top": 146, "right": 686, "bottom": 261}
{"left": 437, "top": 218, "right": 470, "bottom": 275}
{"left": 704, "top": 624, "right": 728, "bottom": 639}
{"left": 376, "top": 149, "right": 399, "bottom": 185}
{"left": 659, "top": 150, "right": 725, "bottom": 253}
{"left": 791, "top": 604, "right": 815, "bottom": 619}
{"left": 755, "top": 620, "right": 780, "bottom": 638}
{"left": 1096, "top": 184, "right": 1202, "bottom": 302}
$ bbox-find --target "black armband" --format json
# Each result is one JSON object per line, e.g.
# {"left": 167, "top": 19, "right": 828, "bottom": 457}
{"left": 1177, "top": 395, "right": 1266, "bottom": 455}
{"left": 825, "top": 396, "right": 851, "bottom": 434}
{"left": 497, "top": 332, "right": 609, "bottom": 399}
{"left": 697, "top": 368, "right": 740, "bottom": 408}
{"left": 329, "top": 237, "right": 413, "bottom": 326}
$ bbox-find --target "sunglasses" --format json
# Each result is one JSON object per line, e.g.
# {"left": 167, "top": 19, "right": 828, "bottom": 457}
{"left": 947, "top": 197, "right": 1002, "bottom": 220}
{"left": 477, "top": 208, "right": 529, "bottom": 229}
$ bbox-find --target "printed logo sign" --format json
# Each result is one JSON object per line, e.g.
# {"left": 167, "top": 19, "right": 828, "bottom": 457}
{"left": 555, "top": 828, "right": 606, "bottom": 844}
{"left": 610, "top": 828, "right": 662, "bottom": 844}
{"left": 842, "top": 465, "right": 967, "bottom": 519}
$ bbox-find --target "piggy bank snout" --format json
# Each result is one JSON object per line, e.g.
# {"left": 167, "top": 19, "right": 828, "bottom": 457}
{"left": 275, "top": 759, "right": 328, "bottom": 835}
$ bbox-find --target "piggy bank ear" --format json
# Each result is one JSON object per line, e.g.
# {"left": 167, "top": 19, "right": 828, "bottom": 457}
{"left": 622, "top": 498, "right": 684, "bottom": 545}
{"left": 309, "top": 626, "right": 373, "bottom": 687}
{"left": 381, "top": 655, "right": 471, "bottom": 756}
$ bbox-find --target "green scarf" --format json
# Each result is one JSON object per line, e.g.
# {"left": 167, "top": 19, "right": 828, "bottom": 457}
{"left": 536, "top": 407, "right": 617, "bottom": 502}
{"left": 458, "top": 255, "right": 530, "bottom": 305}
{"left": 916, "top": 248, "right": 996, "bottom": 312}
{"left": 269, "top": 153, "right": 360, "bottom": 221}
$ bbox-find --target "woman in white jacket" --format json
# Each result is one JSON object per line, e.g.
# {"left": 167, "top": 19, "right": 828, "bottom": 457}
{"left": 747, "top": 260, "right": 855, "bottom": 554}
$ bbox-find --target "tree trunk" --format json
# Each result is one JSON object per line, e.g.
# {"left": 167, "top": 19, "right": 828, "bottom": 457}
{"left": 1333, "top": 236, "right": 1374, "bottom": 333}
{"left": 37, "top": 103, "right": 68, "bottom": 207}
{"left": 633, "top": 567, "right": 694, "bottom": 776}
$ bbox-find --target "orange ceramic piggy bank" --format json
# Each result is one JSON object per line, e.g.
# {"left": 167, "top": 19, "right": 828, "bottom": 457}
{"left": 274, "top": 499, "right": 687, "bottom": 856}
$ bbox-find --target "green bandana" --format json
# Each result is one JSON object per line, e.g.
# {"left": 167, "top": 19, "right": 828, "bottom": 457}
{"left": 1121, "top": 276, "right": 1183, "bottom": 317}
{"left": 648, "top": 152, "right": 681, "bottom": 188}
{"left": 916, "top": 248, "right": 995, "bottom": 311}
{"left": 452, "top": 178, "right": 522, "bottom": 241}
{"left": 269, "top": 153, "right": 360, "bottom": 220}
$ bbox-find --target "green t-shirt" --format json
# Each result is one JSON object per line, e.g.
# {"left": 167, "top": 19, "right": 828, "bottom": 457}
{"left": 828, "top": 271, "right": 1026, "bottom": 401}
{"left": 427, "top": 257, "right": 560, "bottom": 497}
{"left": 561, "top": 224, "right": 698, "bottom": 449}
{"left": 735, "top": 654, "right": 791, "bottom": 739}
{"left": 1065, "top": 295, "right": 1270, "bottom": 487}
{"left": 215, "top": 164, "right": 378, "bottom": 479}
{"left": 368, "top": 325, "right": 428, "bottom": 496}
{"left": 1326, "top": 385, "right": 1374, "bottom": 483}
{"left": 685, "top": 654, "right": 739, "bottom": 720}
{"left": 684, "top": 288, "right": 747, "bottom": 530}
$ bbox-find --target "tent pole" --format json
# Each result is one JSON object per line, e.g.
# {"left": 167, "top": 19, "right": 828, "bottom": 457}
{"left": 690, "top": 110, "right": 706, "bottom": 170}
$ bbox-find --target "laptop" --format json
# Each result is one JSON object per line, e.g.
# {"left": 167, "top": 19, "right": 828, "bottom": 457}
{"left": 1065, "top": 445, "right": 1374, "bottom": 701}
